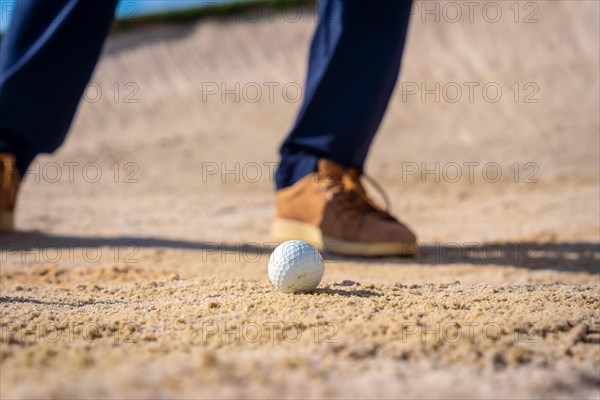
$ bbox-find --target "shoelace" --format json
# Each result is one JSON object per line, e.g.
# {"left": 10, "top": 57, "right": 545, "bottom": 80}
{"left": 319, "top": 166, "right": 392, "bottom": 217}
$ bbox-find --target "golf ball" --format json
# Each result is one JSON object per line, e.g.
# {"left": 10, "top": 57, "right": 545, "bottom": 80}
{"left": 268, "top": 240, "right": 324, "bottom": 293}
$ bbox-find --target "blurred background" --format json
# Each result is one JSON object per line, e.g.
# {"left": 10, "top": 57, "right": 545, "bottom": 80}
{"left": 1, "top": 0, "right": 244, "bottom": 31}
{"left": 2, "top": 0, "right": 596, "bottom": 244}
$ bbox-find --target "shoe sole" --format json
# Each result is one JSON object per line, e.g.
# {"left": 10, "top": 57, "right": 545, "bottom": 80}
{"left": 272, "top": 218, "right": 418, "bottom": 256}
{"left": 0, "top": 211, "right": 14, "bottom": 233}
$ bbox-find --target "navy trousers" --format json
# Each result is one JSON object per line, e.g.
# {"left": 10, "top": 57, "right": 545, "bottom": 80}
{"left": 0, "top": 0, "right": 412, "bottom": 189}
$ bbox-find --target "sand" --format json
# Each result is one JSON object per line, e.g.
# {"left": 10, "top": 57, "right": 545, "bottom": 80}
{"left": 1, "top": 1, "right": 599, "bottom": 398}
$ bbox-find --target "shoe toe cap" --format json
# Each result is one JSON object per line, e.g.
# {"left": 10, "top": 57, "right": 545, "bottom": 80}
{"left": 361, "top": 216, "right": 417, "bottom": 244}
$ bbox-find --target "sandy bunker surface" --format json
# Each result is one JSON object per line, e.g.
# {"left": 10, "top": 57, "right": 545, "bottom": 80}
{"left": 1, "top": 2, "right": 599, "bottom": 398}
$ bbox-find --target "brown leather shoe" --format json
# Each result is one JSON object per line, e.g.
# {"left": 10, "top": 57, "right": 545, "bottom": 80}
{"left": 0, "top": 153, "right": 20, "bottom": 233}
{"left": 273, "top": 159, "right": 417, "bottom": 256}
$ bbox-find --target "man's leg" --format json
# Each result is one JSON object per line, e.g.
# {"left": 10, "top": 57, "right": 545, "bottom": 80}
{"left": 0, "top": 0, "right": 119, "bottom": 175}
{"left": 275, "top": 0, "right": 413, "bottom": 189}
{"left": 273, "top": 0, "right": 416, "bottom": 256}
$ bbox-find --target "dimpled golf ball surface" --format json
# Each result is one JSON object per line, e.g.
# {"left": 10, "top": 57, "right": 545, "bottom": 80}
{"left": 268, "top": 240, "right": 324, "bottom": 293}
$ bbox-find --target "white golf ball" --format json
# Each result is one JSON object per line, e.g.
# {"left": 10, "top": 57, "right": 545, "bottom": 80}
{"left": 268, "top": 240, "right": 324, "bottom": 293}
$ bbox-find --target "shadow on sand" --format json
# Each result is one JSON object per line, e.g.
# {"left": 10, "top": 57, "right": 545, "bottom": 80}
{"left": 0, "top": 296, "right": 125, "bottom": 307}
{"left": 1, "top": 231, "right": 598, "bottom": 274}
